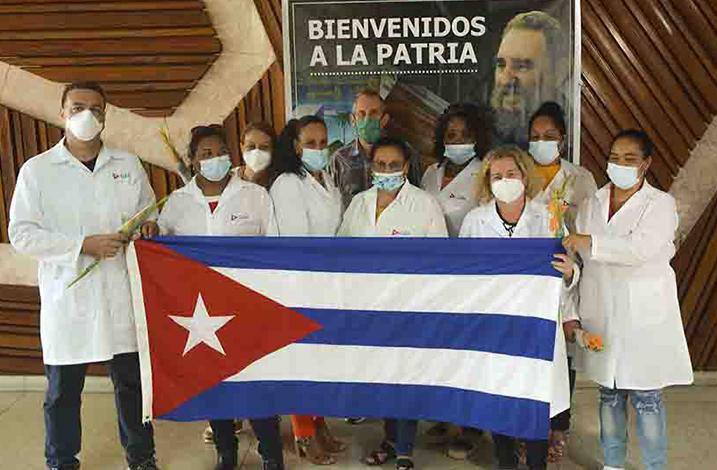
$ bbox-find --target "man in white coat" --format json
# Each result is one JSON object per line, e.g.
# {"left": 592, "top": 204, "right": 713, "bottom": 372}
{"left": 8, "top": 82, "right": 158, "bottom": 470}
{"left": 563, "top": 130, "right": 693, "bottom": 470}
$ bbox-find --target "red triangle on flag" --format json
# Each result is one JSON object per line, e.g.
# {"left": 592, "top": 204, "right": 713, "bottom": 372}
{"left": 134, "top": 240, "right": 322, "bottom": 417}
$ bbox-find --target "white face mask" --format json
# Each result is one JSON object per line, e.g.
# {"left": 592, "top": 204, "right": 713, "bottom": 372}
{"left": 66, "top": 109, "right": 103, "bottom": 141}
{"left": 243, "top": 149, "right": 271, "bottom": 172}
{"left": 491, "top": 178, "right": 525, "bottom": 203}
{"left": 529, "top": 140, "right": 560, "bottom": 166}
{"left": 607, "top": 162, "right": 641, "bottom": 190}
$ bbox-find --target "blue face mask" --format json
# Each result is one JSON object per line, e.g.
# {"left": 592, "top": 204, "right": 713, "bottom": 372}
{"left": 199, "top": 154, "right": 232, "bottom": 182}
{"left": 372, "top": 171, "right": 405, "bottom": 192}
{"left": 302, "top": 148, "right": 329, "bottom": 172}
{"left": 444, "top": 144, "right": 475, "bottom": 165}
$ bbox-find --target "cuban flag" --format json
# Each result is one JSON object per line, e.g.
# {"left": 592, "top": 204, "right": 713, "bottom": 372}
{"left": 127, "top": 237, "right": 569, "bottom": 440}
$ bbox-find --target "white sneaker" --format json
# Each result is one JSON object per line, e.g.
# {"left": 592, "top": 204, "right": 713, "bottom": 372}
{"left": 603, "top": 466, "right": 625, "bottom": 470}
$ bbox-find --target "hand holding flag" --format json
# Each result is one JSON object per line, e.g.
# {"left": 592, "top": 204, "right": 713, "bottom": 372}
{"left": 67, "top": 195, "right": 169, "bottom": 288}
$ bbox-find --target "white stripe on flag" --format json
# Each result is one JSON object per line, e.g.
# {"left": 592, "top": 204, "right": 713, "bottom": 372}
{"left": 225, "top": 344, "right": 553, "bottom": 404}
{"left": 215, "top": 268, "right": 562, "bottom": 320}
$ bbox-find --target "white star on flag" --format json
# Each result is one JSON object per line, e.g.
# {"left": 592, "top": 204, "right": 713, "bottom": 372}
{"left": 169, "top": 293, "right": 235, "bottom": 356}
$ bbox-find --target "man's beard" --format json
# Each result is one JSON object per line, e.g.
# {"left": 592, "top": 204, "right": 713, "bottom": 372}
{"left": 490, "top": 82, "right": 540, "bottom": 147}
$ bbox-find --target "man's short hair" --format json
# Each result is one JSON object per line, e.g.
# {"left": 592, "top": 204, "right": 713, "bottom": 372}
{"left": 613, "top": 129, "right": 654, "bottom": 158}
{"left": 61, "top": 81, "right": 107, "bottom": 107}
{"left": 369, "top": 136, "right": 410, "bottom": 162}
{"left": 502, "top": 11, "right": 562, "bottom": 63}
{"left": 353, "top": 88, "right": 384, "bottom": 113}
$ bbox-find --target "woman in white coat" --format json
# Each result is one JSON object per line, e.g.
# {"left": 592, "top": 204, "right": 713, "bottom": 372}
{"left": 563, "top": 130, "right": 693, "bottom": 470}
{"left": 270, "top": 116, "right": 343, "bottom": 236}
{"left": 459, "top": 145, "right": 576, "bottom": 470}
{"left": 339, "top": 137, "right": 447, "bottom": 238}
{"left": 421, "top": 103, "right": 489, "bottom": 237}
{"left": 528, "top": 102, "right": 597, "bottom": 462}
{"left": 342, "top": 137, "right": 447, "bottom": 470}
{"left": 528, "top": 102, "right": 597, "bottom": 233}
{"left": 144, "top": 125, "right": 283, "bottom": 470}
{"left": 239, "top": 121, "right": 277, "bottom": 189}
{"left": 269, "top": 115, "right": 346, "bottom": 466}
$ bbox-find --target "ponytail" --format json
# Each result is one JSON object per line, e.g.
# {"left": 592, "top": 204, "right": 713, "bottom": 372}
{"left": 274, "top": 115, "right": 326, "bottom": 177}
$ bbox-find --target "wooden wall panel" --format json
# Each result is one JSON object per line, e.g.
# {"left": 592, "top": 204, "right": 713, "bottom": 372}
{"left": 0, "top": 0, "right": 221, "bottom": 116}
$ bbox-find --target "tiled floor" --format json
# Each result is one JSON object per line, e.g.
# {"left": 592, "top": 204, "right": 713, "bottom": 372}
{"left": 0, "top": 384, "right": 715, "bottom": 469}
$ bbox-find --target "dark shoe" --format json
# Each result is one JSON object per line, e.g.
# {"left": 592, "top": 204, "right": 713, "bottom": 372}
{"left": 214, "top": 452, "right": 237, "bottom": 470}
{"left": 127, "top": 457, "right": 160, "bottom": 470}
{"left": 48, "top": 465, "right": 80, "bottom": 470}
{"left": 445, "top": 436, "right": 475, "bottom": 460}
{"left": 395, "top": 457, "right": 414, "bottom": 470}
{"left": 262, "top": 461, "right": 284, "bottom": 470}
{"left": 345, "top": 417, "right": 366, "bottom": 425}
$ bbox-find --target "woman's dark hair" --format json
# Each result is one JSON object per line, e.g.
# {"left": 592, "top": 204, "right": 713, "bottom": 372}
{"left": 188, "top": 124, "right": 227, "bottom": 160}
{"left": 433, "top": 103, "right": 490, "bottom": 164}
{"left": 529, "top": 101, "right": 567, "bottom": 136}
{"left": 612, "top": 129, "right": 654, "bottom": 158}
{"left": 274, "top": 115, "right": 327, "bottom": 177}
{"left": 369, "top": 136, "right": 410, "bottom": 162}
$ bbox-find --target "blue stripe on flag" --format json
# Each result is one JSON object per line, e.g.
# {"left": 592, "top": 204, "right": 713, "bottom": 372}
{"left": 295, "top": 309, "right": 556, "bottom": 361}
{"left": 150, "top": 236, "right": 564, "bottom": 277}
{"left": 160, "top": 381, "right": 550, "bottom": 440}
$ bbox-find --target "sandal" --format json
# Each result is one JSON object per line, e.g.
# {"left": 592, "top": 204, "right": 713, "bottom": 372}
{"left": 295, "top": 437, "right": 336, "bottom": 465}
{"left": 396, "top": 457, "right": 414, "bottom": 470}
{"left": 364, "top": 440, "right": 396, "bottom": 466}
{"left": 547, "top": 430, "right": 567, "bottom": 463}
{"left": 315, "top": 419, "right": 348, "bottom": 453}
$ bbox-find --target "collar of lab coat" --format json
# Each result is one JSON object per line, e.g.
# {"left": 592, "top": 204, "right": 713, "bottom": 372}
{"left": 179, "top": 174, "right": 252, "bottom": 208}
{"left": 366, "top": 180, "right": 414, "bottom": 220}
{"left": 485, "top": 197, "right": 544, "bottom": 236}
{"left": 49, "top": 138, "right": 122, "bottom": 173}
{"left": 435, "top": 157, "right": 481, "bottom": 193}
{"left": 596, "top": 179, "right": 656, "bottom": 225}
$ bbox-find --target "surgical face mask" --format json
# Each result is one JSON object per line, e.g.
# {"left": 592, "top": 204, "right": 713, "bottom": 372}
{"left": 529, "top": 140, "right": 560, "bottom": 166}
{"left": 302, "top": 148, "right": 329, "bottom": 172}
{"left": 356, "top": 117, "right": 382, "bottom": 144}
{"left": 444, "top": 144, "right": 475, "bottom": 165}
{"left": 66, "top": 109, "right": 103, "bottom": 141}
{"left": 199, "top": 154, "right": 232, "bottom": 182}
{"left": 491, "top": 178, "right": 525, "bottom": 203}
{"left": 372, "top": 171, "right": 405, "bottom": 192}
{"left": 607, "top": 162, "right": 641, "bottom": 190}
{"left": 243, "top": 148, "right": 271, "bottom": 172}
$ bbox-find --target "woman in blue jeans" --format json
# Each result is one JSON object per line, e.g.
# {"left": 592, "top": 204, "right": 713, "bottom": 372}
{"left": 564, "top": 129, "right": 693, "bottom": 470}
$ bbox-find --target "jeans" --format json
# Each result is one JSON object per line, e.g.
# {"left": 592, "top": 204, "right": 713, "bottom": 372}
{"left": 599, "top": 387, "right": 667, "bottom": 470}
{"left": 44, "top": 353, "right": 155, "bottom": 468}
{"left": 493, "top": 434, "right": 548, "bottom": 470}
{"left": 210, "top": 416, "right": 283, "bottom": 465}
{"left": 384, "top": 419, "right": 419, "bottom": 456}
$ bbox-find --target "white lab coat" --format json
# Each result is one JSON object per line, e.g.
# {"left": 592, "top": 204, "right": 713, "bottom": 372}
{"left": 8, "top": 139, "right": 156, "bottom": 365}
{"left": 458, "top": 199, "right": 579, "bottom": 296}
{"left": 269, "top": 171, "right": 342, "bottom": 236}
{"left": 338, "top": 182, "right": 448, "bottom": 237}
{"left": 158, "top": 176, "right": 278, "bottom": 236}
{"left": 459, "top": 198, "right": 574, "bottom": 416}
{"left": 534, "top": 159, "right": 598, "bottom": 233}
{"left": 421, "top": 158, "right": 481, "bottom": 237}
{"left": 575, "top": 182, "right": 693, "bottom": 390}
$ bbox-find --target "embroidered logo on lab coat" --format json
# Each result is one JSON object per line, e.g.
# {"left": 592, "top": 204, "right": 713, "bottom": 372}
{"left": 230, "top": 213, "right": 249, "bottom": 222}
{"left": 391, "top": 229, "right": 410, "bottom": 236}
{"left": 112, "top": 172, "right": 131, "bottom": 181}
